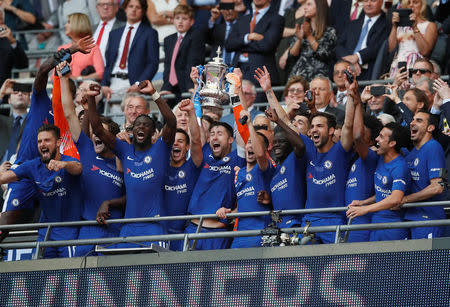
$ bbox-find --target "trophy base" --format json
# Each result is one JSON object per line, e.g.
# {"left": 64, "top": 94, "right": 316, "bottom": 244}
{"left": 201, "top": 97, "right": 225, "bottom": 109}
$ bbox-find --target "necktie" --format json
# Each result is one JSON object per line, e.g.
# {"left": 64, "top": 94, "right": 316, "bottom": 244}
{"left": 169, "top": 35, "right": 183, "bottom": 86}
{"left": 6, "top": 116, "right": 22, "bottom": 160}
{"left": 224, "top": 23, "right": 232, "bottom": 65}
{"left": 96, "top": 21, "right": 107, "bottom": 45}
{"left": 350, "top": 1, "right": 359, "bottom": 21}
{"left": 119, "top": 26, "right": 134, "bottom": 70}
{"left": 243, "top": 10, "right": 258, "bottom": 58}
{"left": 337, "top": 93, "right": 345, "bottom": 105}
{"left": 353, "top": 18, "right": 371, "bottom": 53}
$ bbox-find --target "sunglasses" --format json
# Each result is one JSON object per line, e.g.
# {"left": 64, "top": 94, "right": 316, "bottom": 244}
{"left": 254, "top": 124, "right": 269, "bottom": 131}
{"left": 288, "top": 88, "right": 304, "bottom": 94}
{"left": 409, "top": 68, "right": 431, "bottom": 75}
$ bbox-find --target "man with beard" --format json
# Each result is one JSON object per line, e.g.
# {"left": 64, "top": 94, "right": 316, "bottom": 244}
{"left": 0, "top": 124, "right": 83, "bottom": 258}
{"left": 57, "top": 62, "right": 125, "bottom": 257}
{"left": 163, "top": 99, "right": 202, "bottom": 251}
{"left": 186, "top": 121, "right": 245, "bottom": 250}
{"left": 216, "top": 109, "right": 274, "bottom": 248}
{"left": 88, "top": 80, "right": 176, "bottom": 249}
{"left": 347, "top": 122, "right": 411, "bottom": 241}
{"left": 402, "top": 111, "right": 445, "bottom": 239}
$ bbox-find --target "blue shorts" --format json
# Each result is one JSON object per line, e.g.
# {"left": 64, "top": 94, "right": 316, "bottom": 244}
{"left": 346, "top": 214, "right": 372, "bottom": 243}
{"left": 370, "top": 214, "right": 409, "bottom": 241}
{"left": 3, "top": 180, "right": 37, "bottom": 211}
{"left": 408, "top": 223, "right": 443, "bottom": 239}
{"left": 301, "top": 215, "right": 346, "bottom": 244}
{"left": 114, "top": 222, "right": 165, "bottom": 249}
{"left": 185, "top": 223, "right": 231, "bottom": 250}
{"left": 36, "top": 226, "right": 79, "bottom": 258}
{"left": 278, "top": 215, "right": 302, "bottom": 229}
{"left": 74, "top": 223, "right": 121, "bottom": 257}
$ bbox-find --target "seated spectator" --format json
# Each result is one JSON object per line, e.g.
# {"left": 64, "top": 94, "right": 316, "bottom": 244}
{"left": 58, "top": 13, "right": 104, "bottom": 81}
{"left": 388, "top": 0, "right": 437, "bottom": 77}
{"left": 288, "top": 0, "right": 337, "bottom": 81}
{"left": 206, "top": 0, "right": 239, "bottom": 65}
{"left": 335, "top": 0, "right": 390, "bottom": 80}
{"left": 276, "top": 0, "right": 306, "bottom": 83}
{"left": 360, "top": 84, "right": 386, "bottom": 117}
{"left": 0, "top": 10, "right": 28, "bottom": 88}
{"left": 161, "top": 4, "right": 204, "bottom": 105}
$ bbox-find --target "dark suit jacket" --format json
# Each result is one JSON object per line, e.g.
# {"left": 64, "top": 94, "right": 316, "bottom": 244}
{"left": 329, "top": 0, "right": 352, "bottom": 36}
{"left": 205, "top": 19, "right": 237, "bottom": 64}
{"left": 101, "top": 22, "right": 159, "bottom": 87}
{"left": 0, "top": 39, "right": 28, "bottom": 90}
{"left": 225, "top": 7, "right": 284, "bottom": 85}
{"left": 162, "top": 28, "right": 205, "bottom": 93}
{"left": 0, "top": 114, "right": 27, "bottom": 159}
{"left": 335, "top": 12, "right": 389, "bottom": 80}
{"left": 92, "top": 19, "right": 125, "bottom": 36}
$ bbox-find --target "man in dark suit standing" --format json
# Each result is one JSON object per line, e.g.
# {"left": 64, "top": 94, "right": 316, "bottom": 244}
{"left": 335, "top": 0, "right": 389, "bottom": 80}
{"left": 160, "top": 5, "right": 205, "bottom": 104}
{"left": 225, "top": 0, "right": 284, "bottom": 88}
{"left": 0, "top": 79, "right": 30, "bottom": 162}
{"left": 310, "top": 76, "right": 345, "bottom": 126}
{"left": 205, "top": 0, "right": 239, "bottom": 65}
{"left": 101, "top": 0, "right": 159, "bottom": 101}
{"left": 93, "top": 0, "right": 125, "bottom": 64}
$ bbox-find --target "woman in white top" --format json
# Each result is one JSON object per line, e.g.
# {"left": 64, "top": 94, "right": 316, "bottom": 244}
{"left": 388, "top": 0, "right": 437, "bottom": 77}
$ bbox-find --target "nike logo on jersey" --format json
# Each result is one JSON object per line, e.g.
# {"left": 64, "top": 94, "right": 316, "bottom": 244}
{"left": 127, "top": 156, "right": 134, "bottom": 161}
{"left": 96, "top": 156, "right": 104, "bottom": 160}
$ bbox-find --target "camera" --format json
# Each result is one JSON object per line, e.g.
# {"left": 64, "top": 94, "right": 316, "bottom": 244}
{"left": 396, "top": 9, "right": 413, "bottom": 27}
{"left": 53, "top": 49, "right": 72, "bottom": 76}
{"left": 305, "top": 90, "right": 313, "bottom": 102}
{"left": 344, "top": 70, "right": 354, "bottom": 84}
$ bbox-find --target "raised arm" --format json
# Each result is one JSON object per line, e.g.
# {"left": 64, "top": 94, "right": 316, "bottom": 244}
{"left": 0, "top": 162, "right": 19, "bottom": 185}
{"left": 240, "top": 110, "right": 268, "bottom": 171}
{"left": 56, "top": 62, "right": 81, "bottom": 142}
{"left": 87, "top": 86, "right": 117, "bottom": 150}
{"left": 353, "top": 89, "right": 369, "bottom": 159}
{"left": 266, "top": 108, "right": 306, "bottom": 159}
{"left": 340, "top": 71, "right": 357, "bottom": 152}
{"left": 179, "top": 99, "right": 203, "bottom": 167}
{"left": 254, "top": 66, "right": 290, "bottom": 125}
{"left": 138, "top": 80, "right": 176, "bottom": 144}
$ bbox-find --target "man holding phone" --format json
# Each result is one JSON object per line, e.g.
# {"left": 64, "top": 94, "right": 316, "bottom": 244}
{"left": 0, "top": 79, "right": 31, "bottom": 162}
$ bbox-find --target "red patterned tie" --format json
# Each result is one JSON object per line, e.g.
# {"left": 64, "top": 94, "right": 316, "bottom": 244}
{"left": 350, "top": 2, "right": 359, "bottom": 20}
{"left": 169, "top": 35, "right": 183, "bottom": 86}
{"left": 243, "top": 10, "right": 258, "bottom": 58}
{"left": 119, "top": 26, "right": 133, "bottom": 69}
{"left": 96, "top": 21, "right": 107, "bottom": 45}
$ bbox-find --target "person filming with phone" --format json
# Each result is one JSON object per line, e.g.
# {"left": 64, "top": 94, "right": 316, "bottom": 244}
{"left": 388, "top": 0, "right": 437, "bottom": 78}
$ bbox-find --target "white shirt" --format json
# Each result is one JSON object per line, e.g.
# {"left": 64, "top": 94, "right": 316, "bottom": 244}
{"left": 240, "top": 4, "right": 271, "bottom": 63}
{"left": 94, "top": 17, "right": 116, "bottom": 63}
{"left": 111, "top": 21, "right": 141, "bottom": 75}
{"left": 336, "top": 90, "right": 348, "bottom": 106}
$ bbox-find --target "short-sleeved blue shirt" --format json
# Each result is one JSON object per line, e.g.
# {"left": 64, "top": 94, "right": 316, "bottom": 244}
{"left": 114, "top": 137, "right": 170, "bottom": 218}
{"left": 76, "top": 132, "right": 124, "bottom": 220}
{"left": 345, "top": 149, "right": 378, "bottom": 205}
{"left": 405, "top": 139, "right": 445, "bottom": 220}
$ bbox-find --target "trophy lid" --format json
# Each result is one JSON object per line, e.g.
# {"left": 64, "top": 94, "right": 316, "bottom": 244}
{"left": 207, "top": 47, "right": 227, "bottom": 68}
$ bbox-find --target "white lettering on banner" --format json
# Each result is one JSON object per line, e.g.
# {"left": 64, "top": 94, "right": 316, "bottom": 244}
{"left": 64, "top": 273, "right": 78, "bottom": 306}
{"left": 187, "top": 267, "right": 204, "bottom": 305}
{"left": 237, "top": 186, "right": 255, "bottom": 198}
{"left": 149, "top": 269, "right": 181, "bottom": 305}
{"left": 7, "top": 276, "right": 30, "bottom": 306}
{"left": 211, "top": 264, "right": 258, "bottom": 305}
{"left": 271, "top": 178, "right": 287, "bottom": 192}
{"left": 319, "top": 258, "right": 368, "bottom": 306}
{"left": 262, "top": 263, "right": 312, "bottom": 305}
{"left": 86, "top": 272, "right": 117, "bottom": 306}
{"left": 125, "top": 271, "right": 141, "bottom": 307}
{"left": 38, "top": 274, "right": 60, "bottom": 307}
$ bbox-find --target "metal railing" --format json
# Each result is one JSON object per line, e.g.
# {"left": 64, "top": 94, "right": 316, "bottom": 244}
{"left": 1, "top": 200, "right": 449, "bottom": 259}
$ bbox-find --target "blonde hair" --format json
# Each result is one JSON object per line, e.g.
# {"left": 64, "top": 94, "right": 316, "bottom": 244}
{"left": 401, "top": 0, "right": 427, "bottom": 18}
{"left": 67, "top": 13, "right": 92, "bottom": 38}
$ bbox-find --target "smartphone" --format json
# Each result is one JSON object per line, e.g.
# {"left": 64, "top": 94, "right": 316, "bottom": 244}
{"left": 59, "top": 52, "right": 72, "bottom": 76}
{"left": 12, "top": 82, "right": 32, "bottom": 93}
{"left": 396, "top": 9, "right": 413, "bottom": 27}
{"left": 370, "top": 86, "right": 386, "bottom": 96}
{"left": 305, "top": 90, "right": 313, "bottom": 101}
{"left": 344, "top": 70, "right": 354, "bottom": 84}
{"left": 397, "top": 61, "right": 407, "bottom": 72}
{"left": 219, "top": 2, "right": 234, "bottom": 10}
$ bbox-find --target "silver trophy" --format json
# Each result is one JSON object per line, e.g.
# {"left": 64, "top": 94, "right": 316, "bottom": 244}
{"left": 198, "top": 47, "right": 230, "bottom": 108}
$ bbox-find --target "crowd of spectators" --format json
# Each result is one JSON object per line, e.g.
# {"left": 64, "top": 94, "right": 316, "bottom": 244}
{"left": 0, "top": 0, "right": 449, "bottom": 259}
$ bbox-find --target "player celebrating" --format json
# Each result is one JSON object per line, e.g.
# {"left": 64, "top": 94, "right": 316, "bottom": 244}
{"left": 0, "top": 124, "right": 83, "bottom": 258}
{"left": 88, "top": 80, "right": 176, "bottom": 248}
{"left": 347, "top": 122, "right": 411, "bottom": 241}
{"left": 403, "top": 111, "right": 445, "bottom": 239}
